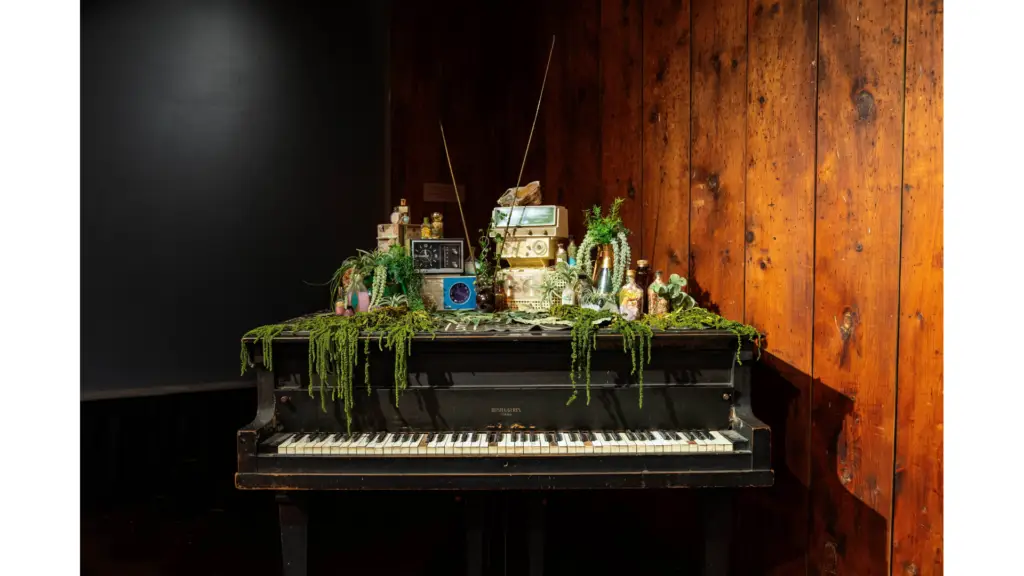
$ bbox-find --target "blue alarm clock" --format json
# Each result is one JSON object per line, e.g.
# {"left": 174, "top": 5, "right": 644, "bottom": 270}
{"left": 442, "top": 276, "right": 477, "bottom": 310}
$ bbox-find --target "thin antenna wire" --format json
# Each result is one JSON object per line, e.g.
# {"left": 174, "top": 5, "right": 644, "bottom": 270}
{"left": 494, "top": 35, "right": 556, "bottom": 283}
{"left": 439, "top": 121, "right": 475, "bottom": 264}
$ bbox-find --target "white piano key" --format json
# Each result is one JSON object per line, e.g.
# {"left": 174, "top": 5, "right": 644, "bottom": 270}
{"left": 293, "top": 434, "right": 315, "bottom": 454}
{"left": 709, "top": 431, "right": 732, "bottom": 452}
{"left": 663, "top": 431, "right": 684, "bottom": 453}
{"left": 276, "top": 434, "right": 298, "bottom": 454}
{"left": 561, "top": 432, "right": 573, "bottom": 453}
{"left": 475, "top": 433, "right": 488, "bottom": 454}
{"left": 512, "top": 432, "right": 523, "bottom": 455}
{"left": 498, "top": 433, "right": 512, "bottom": 455}
{"left": 353, "top": 433, "right": 372, "bottom": 454}
{"left": 582, "top": 432, "right": 594, "bottom": 454}
{"left": 332, "top": 434, "right": 354, "bottom": 455}
{"left": 426, "top": 433, "right": 443, "bottom": 456}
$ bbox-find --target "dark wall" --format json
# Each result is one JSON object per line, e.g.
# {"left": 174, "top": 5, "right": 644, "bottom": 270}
{"left": 82, "top": 0, "right": 390, "bottom": 394}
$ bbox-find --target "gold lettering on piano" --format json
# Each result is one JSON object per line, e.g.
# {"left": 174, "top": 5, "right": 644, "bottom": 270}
{"left": 491, "top": 407, "right": 521, "bottom": 416}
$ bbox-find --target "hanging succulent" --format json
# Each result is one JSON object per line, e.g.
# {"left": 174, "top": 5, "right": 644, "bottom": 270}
{"left": 576, "top": 198, "right": 631, "bottom": 305}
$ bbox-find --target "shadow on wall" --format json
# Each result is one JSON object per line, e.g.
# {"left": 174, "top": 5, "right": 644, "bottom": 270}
{"left": 733, "top": 351, "right": 890, "bottom": 575}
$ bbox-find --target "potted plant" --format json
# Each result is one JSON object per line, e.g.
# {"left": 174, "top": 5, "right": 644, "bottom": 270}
{"left": 576, "top": 197, "right": 631, "bottom": 303}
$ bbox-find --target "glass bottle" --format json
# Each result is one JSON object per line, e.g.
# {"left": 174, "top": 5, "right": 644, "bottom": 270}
{"left": 592, "top": 244, "right": 615, "bottom": 296}
{"left": 635, "top": 259, "right": 651, "bottom": 314}
{"left": 560, "top": 280, "right": 576, "bottom": 305}
{"left": 617, "top": 270, "right": 643, "bottom": 320}
{"left": 421, "top": 217, "right": 432, "bottom": 239}
{"left": 647, "top": 271, "right": 669, "bottom": 316}
{"left": 556, "top": 243, "right": 567, "bottom": 264}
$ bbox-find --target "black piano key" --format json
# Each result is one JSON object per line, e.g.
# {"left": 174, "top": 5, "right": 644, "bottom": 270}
{"left": 557, "top": 432, "right": 565, "bottom": 442}
{"left": 698, "top": 430, "right": 711, "bottom": 441}
{"left": 582, "top": 432, "right": 591, "bottom": 442}
{"left": 426, "top": 432, "right": 436, "bottom": 443}
{"left": 571, "top": 432, "right": 580, "bottom": 442}
{"left": 546, "top": 433, "right": 554, "bottom": 443}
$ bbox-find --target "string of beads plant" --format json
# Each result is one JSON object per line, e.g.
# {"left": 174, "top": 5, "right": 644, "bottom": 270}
{"left": 240, "top": 306, "right": 435, "bottom": 432}
{"left": 575, "top": 197, "right": 631, "bottom": 304}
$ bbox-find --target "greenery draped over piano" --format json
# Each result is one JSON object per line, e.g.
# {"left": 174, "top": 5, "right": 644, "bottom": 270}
{"left": 239, "top": 305, "right": 760, "bottom": 432}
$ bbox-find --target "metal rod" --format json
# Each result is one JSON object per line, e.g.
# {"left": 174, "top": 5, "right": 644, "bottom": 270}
{"left": 494, "top": 35, "right": 556, "bottom": 287}
{"left": 439, "top": 121, "right": 476, "bottom": 264}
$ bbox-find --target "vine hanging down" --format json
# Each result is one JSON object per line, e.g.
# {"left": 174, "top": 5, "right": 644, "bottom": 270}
{"left": 240, "top": 306, "right": 435, "bottom": 432}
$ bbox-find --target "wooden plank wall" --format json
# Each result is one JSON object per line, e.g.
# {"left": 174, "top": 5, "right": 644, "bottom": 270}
{"left": 388, "top": 1, "right": 943, "bottom": 574}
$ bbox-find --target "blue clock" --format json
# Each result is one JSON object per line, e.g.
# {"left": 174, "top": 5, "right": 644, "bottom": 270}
{"left": 442, "top": 276, "right": 477, "bottom": 310}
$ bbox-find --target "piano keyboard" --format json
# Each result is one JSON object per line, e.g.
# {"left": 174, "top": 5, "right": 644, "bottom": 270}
{"left": 261, "top": 430, "right": 748, "bottom": 457}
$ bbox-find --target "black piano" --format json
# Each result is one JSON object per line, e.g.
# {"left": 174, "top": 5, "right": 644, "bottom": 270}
{"left": 237, "top": 324, "right": 772, "bottom": 575}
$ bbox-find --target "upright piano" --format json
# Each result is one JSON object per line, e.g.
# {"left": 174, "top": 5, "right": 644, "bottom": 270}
{"left": 236, "top": 324, "right": 772, "bottom": 575}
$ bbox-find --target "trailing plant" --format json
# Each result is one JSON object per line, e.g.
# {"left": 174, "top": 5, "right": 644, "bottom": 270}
{"left": 327, "top": 247, "right": 425, "bottom": 312}
{"left": 653, "top": 273, "right": 696, "bottom": 311}
{"left": 239, "top": 307, "right": 435, "bottom": 432}
{"left": 548, "top": 305, "right": 654, "bottom": 408}
{"left": 549, "top": 305, "right": 613, "bottom": 406}
{"left": 643, "top": 306, "right": 761, "bottom": 364}
{"left": 576, "top": 197, "right": 632, "bottom": 305}
{"left": 474, "top": 226, "right": 495, "bottom": 291}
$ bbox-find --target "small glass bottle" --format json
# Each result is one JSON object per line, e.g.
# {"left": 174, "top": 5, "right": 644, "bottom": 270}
{"left": 421, "top": 217, "right": 432, "bottom": 239}
{"left": 556, "top": 242, "right": 567, "bottom": 264}
{"left": 635, "top": 259, "right": 651, "bottom": 314}
{"left": 617, "top": 270, "right": 643, "bottom": 320}
{"left": 560, "top": 280, "right": 576, "bottom": 305}
{"left": 647, "top": 270, "right": 669, "bottom": 316}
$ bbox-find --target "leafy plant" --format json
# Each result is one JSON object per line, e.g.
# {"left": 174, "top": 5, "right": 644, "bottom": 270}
{"left": 539, "top": 261, "right": 581, "bottom": 304}
{"left": 583, "top": 197, "right": 629, "bottom": 245}
{"left": 327, "top": 247, "right": 424, "bottom": 311}
{"left": 576, "top": 197, "right": 632, "bottom": 302}
{"left": 654, "top": 274, "right": 696, "bottom": 311}
{"left": 474, "top": 226, "right": 495, "bottom": 290}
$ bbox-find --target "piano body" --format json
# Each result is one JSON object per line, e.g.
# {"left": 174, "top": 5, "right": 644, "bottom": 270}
{"left": 237, "top": 327, "right": 772, "bottom": 575}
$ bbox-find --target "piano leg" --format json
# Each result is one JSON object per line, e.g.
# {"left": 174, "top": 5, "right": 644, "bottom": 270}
{"left": 277, "top": 493, "right": 308, "bottom": 576}
{"left": 527, "top": 496, "right": 545, "bottom": 576}
{"left": 700, "top": 489, "right": 734, "bottom": 576}
{"left": 465, "top": 495, "right": 483, "bottom": 576}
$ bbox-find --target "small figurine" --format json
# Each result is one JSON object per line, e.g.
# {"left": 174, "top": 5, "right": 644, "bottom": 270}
{"left": 334, "top": 299, "right": 346, "bottom": 315}
{"left": 430, "top": 212, "right": 444, "bottom": 238}
{"left": 421, "top": 217, "right": 432, "bottom": 239}
{"left": 390, "top": 206, "right": 401, "bottom": 224}
{"left": 556, "top": 243, "right": 567, "bottom": 264}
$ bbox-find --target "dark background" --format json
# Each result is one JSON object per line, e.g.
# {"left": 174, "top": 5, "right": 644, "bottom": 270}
{"left": 81, "top": 0, "right": 390, "bottom": 396}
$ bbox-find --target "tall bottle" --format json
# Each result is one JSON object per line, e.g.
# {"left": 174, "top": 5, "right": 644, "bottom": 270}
{"left": 592, "top": 244, "right": 616, "bottom": 296}
{"left": 618, "top": 269, "right": 643, "bottom": 320}
{"left": 635, "top": 259, "right": 651, "bottom": 314}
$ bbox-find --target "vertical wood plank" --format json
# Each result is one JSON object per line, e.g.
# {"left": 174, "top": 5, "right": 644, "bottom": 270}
{"left": 892, "top": 0, "right": 943, "bottom": 574}
{"left": 742, "top": 1, "right": 817, "bottom": 573}
{"left": 811, "top": 0, "right": 906, "bottom": 573}
{"left": 688, "top": 0, "right": 745, "bottom": 317}
{"left": 601, "top": 0, "right": 644, "bottom": 258}
{"left": 544, "top": 1, "right": 602, "bottom": 243}
{"left": 641, "top": 0, "right": 690, "bottom": 276}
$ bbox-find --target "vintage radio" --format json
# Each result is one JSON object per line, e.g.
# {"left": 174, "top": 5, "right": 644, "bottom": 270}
{"left": 411, "top": 239, "right": 464, "bottom": 274}
{"left": 421, "top": 274, "right": 477, "bottom": 310}
{"left": 499, "top": 236, "right": 565, "bottom": 267}
{"left": 489, "top": 205, "right": 569, "bottom": 239}
{"left": 501, "top": 266, "right": 556, "bottom": 312}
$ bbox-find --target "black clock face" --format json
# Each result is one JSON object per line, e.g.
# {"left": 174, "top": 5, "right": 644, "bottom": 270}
{"left": 414, "top": 244, "right": 440, "bottom": 268}
{"left": 448, "top": 282, "right": 471, "bottom": 304}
